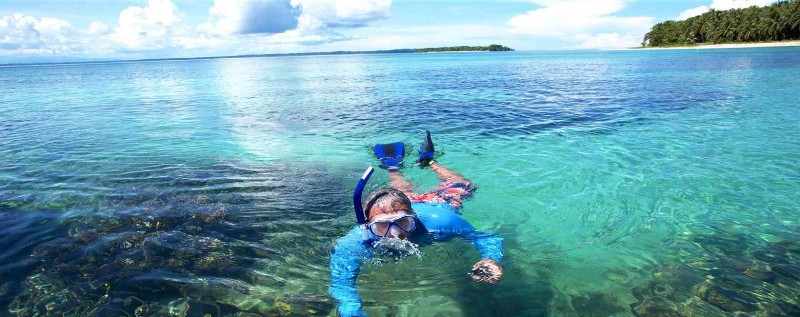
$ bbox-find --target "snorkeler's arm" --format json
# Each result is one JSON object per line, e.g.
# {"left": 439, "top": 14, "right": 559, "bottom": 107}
{"left": 329, "top": 227, "right": 371, "bottom": 317}
{"left": 414, "top": 203, "right": 504, "bottom": 282}
{"left": 414, "top": 203, "right": 504, "bottom": 262}
{"left": 462, "top": 230, "right": 504, "bottom": 283}
{"left": 462, "top": 230, "right": 504, "bottom": 262}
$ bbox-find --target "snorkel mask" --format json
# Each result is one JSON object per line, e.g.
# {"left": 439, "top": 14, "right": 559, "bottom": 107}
{"left": 353, "top": 167, "right": 375, "bottom": 242}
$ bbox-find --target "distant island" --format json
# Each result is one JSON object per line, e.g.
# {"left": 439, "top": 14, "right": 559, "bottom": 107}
{"left": 155, "top": 44, "right": 513, "bottom": 62}
{"left": 414, "top": 44, "right": 514, "bottom": 53}
{"left": 234, "top": 44, "right": 514, "bottom": 58}
{"left": 641, "top": 0, "right": 800, "bottom": 48}
{"left": 1, "top": 44, "right": 515, "bottom": 67}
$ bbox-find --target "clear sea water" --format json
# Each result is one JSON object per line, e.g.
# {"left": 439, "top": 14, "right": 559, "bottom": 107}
{"left": 1, "top": 48, "right": 799, "bottom": 316}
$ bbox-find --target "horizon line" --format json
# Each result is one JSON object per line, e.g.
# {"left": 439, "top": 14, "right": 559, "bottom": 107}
{"left": 0, "top": 46, "right": 593, "bottom": 68}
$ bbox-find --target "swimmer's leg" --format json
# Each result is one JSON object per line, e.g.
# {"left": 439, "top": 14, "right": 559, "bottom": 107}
{"left": 430, "top": 161, "right": 472, "bottom": 184}
{"left": 428, "top": 162, "right": 476, "bottom": 209}
{"left": 388, "top": 170, "right": 416, "bottom": 197}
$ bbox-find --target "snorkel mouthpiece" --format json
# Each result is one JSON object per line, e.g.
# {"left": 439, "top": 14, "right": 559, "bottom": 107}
{"left": 353, "top": 166, "right": 374, "bottom": 241}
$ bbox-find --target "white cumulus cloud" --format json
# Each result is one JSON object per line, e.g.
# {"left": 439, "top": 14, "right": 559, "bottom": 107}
{"left": 1, "top": 0, "right": 394, "bottom": 60}
{"left": 111, "top": 0, "right": 187, "bottom": 51}
{"left": 0, "top": 13, "right": 73, "bottom": 53}
{"left": 201, "top": 0, "right": 300, "bottom": 35}
{"left": 262, "top": 14, "right": 348, "bottom": 45}
{"left": 575, "top": 33, "right": 641, "bottom": 49}
{"left": 677, "top": 6, "right": 711, "bottom": 20}
{"left": 0, "top": 12, "right": 121, "bottom": 60}
{"left": 507, "top": 0, "right": 652, "bottom": 49}
{"left": 291, "top": 0, "right": 392, "bottom": 27}
{"left": 197, "top": 0, "right": 392, "bottom": 48}
{"left": 677, "top": 0, "right": 777, "bottom": 20}
{"left": 201, "top": 0, "right": 390, "bottom": 35}
{"left": 83, "top": 21, "right": 110, "bottom": 35}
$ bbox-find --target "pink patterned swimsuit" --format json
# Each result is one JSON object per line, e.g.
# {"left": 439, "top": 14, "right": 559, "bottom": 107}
{"left": 408, "top": 182, "right": 476, "bottom": 209}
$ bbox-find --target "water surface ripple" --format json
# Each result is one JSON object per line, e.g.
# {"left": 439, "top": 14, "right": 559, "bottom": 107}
{"left": 1, "top": 49, "right": 800, "bottom": 316}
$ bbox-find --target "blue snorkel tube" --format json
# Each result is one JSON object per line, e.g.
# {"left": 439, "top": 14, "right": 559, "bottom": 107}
{"left": 353, "top": 166, "right": 374, "bottom": 241}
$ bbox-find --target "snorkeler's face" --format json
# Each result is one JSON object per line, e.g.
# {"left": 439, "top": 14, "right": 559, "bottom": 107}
{"left": 368, "top": 205, "right": 416, "bottom": 239}
{"left": 368, "top": 214, "right": 417, "bottom": 239}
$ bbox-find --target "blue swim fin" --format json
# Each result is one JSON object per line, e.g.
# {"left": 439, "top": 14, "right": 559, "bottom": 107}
{"left": 373, "top": 142, "right": 405, "bottom": 170}
{"left": 417, "top": 131, "right": 435, "bottom": 168}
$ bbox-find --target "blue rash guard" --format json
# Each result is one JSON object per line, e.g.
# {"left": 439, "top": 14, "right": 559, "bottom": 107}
{"left": 328, "top": 202, "right": 504, "bottom": 317}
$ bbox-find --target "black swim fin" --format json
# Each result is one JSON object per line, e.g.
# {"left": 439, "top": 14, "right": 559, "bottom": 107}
{"left": 417, "top": 131, "right": 435, "bottom": 168}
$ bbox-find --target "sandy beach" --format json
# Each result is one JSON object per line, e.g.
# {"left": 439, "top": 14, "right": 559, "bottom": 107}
{"left": 628, "top": 40, "right": 800, "bottom": 50}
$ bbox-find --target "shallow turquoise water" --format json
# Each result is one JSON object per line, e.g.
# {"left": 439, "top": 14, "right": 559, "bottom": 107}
{"left": 1, "top": 49, "right": 799, "bottom": 316}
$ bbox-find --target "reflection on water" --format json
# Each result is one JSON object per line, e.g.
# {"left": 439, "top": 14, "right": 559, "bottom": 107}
{"left": 1, "top": 49, "right": 800, "bottom": 315}
{"left": 214, "top": 56, "right": 377, "bottom": 163}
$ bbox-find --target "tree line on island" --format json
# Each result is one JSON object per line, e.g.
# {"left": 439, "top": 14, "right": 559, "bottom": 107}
{"left": 227, "top": 44, "right": 513, "bottom": 58}
{"left": 642, "top": 0, "right": 800, "bottom": 47}
{"left": 414, "top": 44, "right": 514, "bottom": 52}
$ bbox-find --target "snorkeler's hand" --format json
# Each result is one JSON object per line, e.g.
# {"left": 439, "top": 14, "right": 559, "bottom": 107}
{"left": 470, "top": 259, "right": 503, "bottom": 283}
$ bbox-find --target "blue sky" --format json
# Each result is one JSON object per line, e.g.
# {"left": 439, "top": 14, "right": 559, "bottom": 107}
{"left": 0, "top": 0, "right": 778, "bottom": 63}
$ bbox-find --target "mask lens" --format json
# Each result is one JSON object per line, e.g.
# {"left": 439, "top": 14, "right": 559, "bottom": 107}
{"left": 395, "top": 216, "right": 416, "bottom": 232}
{"left": 370, "top": 221, "right": 391, "bottom": 237}
{"left": 368, "top": 215, "right": 417, "bottom": 237}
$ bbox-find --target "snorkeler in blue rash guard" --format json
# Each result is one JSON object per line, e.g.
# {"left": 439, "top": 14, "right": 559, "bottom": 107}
{"left": 329, "top": 133, "right": 504, "bottom": 317}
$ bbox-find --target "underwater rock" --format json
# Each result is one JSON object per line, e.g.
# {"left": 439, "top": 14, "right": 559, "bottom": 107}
{"left": 9, "top": 274, "right": 77, "bottom": 316}
{"left": 93, "top": 216, "right": 124, "bottom": 233}
{"left": 196, "top": 206, "right": 227, "bottom": 224}
{"left": 740, "top": 261, "right": 777, "bottom": 283}
{"left": 126, "top": 215, "right": 178, "bottom": 231}
{"left": 149, "top": 298, "right": 189, "bottom": 316}
{"left": 570, "top": 292, "right": 628, "bottom": 316}
{"left": 775, "top": 240, "right": 800, "bottom": 255}
{"left": 30, "top": 236, "right": 81, "bottom": 258}
{"left": 193, "top": 254, "right": 237, "bottom": 272}
{"left": 714, "top": 270, "right": 768, "bottom": 291}
{"left": 742, "top": 268, "right": 776, "bottom": 284}
{"left": 604, "top": 268, "right": 629, "bottom": 283}
{"left": 643, "top": 263, "right": 706, "bottom": 301}
{"left": 74, "top": 230, "right": 102, "bottom": 243}
{"left": 683, "top": 258, "right": 720, "bottom": 271}
{"left": 4, "top": 163, "right": 350, "bottom": 316}
{"left": 182, "top": 225, "right": 204, "bottom": 234}
{"left": 182, "top": 299, "right": 224, "bottom": 316}
{"left": 631, "top": 296, "right": 681, "bottom": 317}
{"left": 678, "top": 244, "right": 722, "bottom": 272}
{"left": 195, "top": 195, "right": 213, "bottom": 205}
{"left": 60, "top": 214, "right": 122, "bottom": 234}
{"left": 753, "top": 250, "right": 788, "bottom": 264}
{"left": 678, "top": 297, "right": 727, "bottom": 317}
{"left": 0, "top": 282, "right": 11, "bottom": 299}
{"left": 771, "top": 265, "right": 800, "bottom": 281}
{"left": 631, "top": 280, "right": 675, "bottom": 303}
{"left": 627, "top": 230, "right": 800, "bottom": 316}
{"left": 692, "top": 279, "right": 758, "bottom": 312}
{"left": 776, "top": 301, "right": 800, "bottom": 315}
{"left": 278, "top": 294, "right": 335, "bottom": 316}
{"left": 693, "top": 234, "right": 748, "bottom": 258}
{"left": 53, "top": 262, "right": 84, "bottom": 276}
{"left": 650, "top": 282, "right": 674, "bottom": 297}
{"left": 134, "top": 301, "right": 154, "bottom": 316}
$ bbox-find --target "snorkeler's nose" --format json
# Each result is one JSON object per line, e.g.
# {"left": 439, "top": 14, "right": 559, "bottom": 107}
{"left": 387, "top": 227, "right": 407, "bottom": 239}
